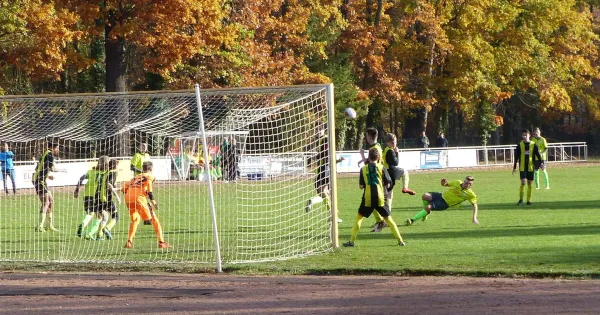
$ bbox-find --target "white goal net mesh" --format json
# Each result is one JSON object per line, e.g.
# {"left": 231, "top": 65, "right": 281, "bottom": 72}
{"left": 0, "top": 85, "right": 334, "bottom": 265}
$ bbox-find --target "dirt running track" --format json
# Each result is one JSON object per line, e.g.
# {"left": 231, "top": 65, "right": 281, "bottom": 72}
{"left": 0, "top": 273, "right": 598, "bottom": 314}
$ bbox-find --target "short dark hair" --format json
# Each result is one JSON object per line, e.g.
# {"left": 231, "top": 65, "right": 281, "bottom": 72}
{"left": 465, "top": 176, "right": 475, "bottom": 182}
{"left": 368, "top": 148, "right": 380, "bottom": 162}
{"left": 48, "top": 142, "right": 59, "bottom": 148}
{"left": 522, "top": 129, "right": 530, "bottom": 134}
{"left": 142, "top": 161, "right": 153, "bottom": 172}
{"left": 365, "top": 128, "right": 378, "bottom": 141}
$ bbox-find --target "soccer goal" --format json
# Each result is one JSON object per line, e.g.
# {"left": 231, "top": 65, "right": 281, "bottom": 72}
{"left": 0, "top": 84, "right": 338, "bottom": 270}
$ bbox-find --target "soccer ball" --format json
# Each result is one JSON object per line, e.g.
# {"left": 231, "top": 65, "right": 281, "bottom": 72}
{"left": 344, "top": 107, "right": 357, "bottom": 120}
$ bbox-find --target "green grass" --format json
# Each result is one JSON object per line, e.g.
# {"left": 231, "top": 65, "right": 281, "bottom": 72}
{"left": 1, "top": 164, "right": 599, "bottom": 278}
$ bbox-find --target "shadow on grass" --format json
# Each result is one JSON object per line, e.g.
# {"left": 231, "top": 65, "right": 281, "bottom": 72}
{"left": 345, "top": 224, "right": 600, "bottom": 241}
{"left": 393, "top": 200, "right": 600, "bottom": 211}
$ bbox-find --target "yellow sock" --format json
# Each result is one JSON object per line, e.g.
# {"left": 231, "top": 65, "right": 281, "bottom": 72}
{"left": 372, "top": 211, "right": 384, "bottom": 223}
{"left": 384, "top": 217, "right": 403, "bottom": 243}
{"left": 350, "top": 214, "right": 364, "bottom": 242}
{"left": 97, "top": 222, "right": 107, "bottom": 238}
{"left": 106, "top": 218, "right": 117, "bottom": 231}
{"left": 527, "top": 184, "right": 532, "bottom": 202}
{"left": 519, "top": 184, "right": 525, "bottom": 200}
{"left": 39, "top": 212, "right": 47, "bottom": 228}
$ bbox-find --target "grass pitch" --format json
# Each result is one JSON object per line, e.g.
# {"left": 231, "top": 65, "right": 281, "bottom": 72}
{"left": 0, "top": 164, "right": 599, "bottom": 278}
{"left": 246, "top": 164, "right": 600, "bottom": 278}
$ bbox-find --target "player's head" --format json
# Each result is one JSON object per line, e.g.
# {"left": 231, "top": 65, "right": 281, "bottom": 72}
{"left": 97, "top": 155, "right": 109, "bottom": 171}
{"left": 142, "top": 161, "right": 153, "bottom": 172}
{"left": 365, "top": 128, "right": 378, "bottom": 144}
{"left": 138, "top": 142, "right": 148, "bottom": 153}
{"left": 1, "top": 143, "right": 7, "bottom": 152}
{"left": 421, "top": 130, "right": 426, "bottom": 136}
{"left": 368, "top": 147, "right": 380, "bottom": 162}
{"left": 385, "top": 133, "right": 397, "bottom": 147}
{"left": 462, "top": 176, "right": 475, "bottom": 189}
{"left": 521, "top": 129, "right": 530, "bottom": 141}
{"left": 109, "top": 159, "right": 118, "bottom": 170}
{"left": 439, "top": 132, "right": 445, "bottom": 138}
{"left": 533, "top": 127, "right": 541, "bottom": 138}
{"left": 48, "top": 142, "right": 59, "bottom": 155}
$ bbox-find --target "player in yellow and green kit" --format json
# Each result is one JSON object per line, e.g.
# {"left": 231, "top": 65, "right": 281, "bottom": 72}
{"left": 405, "top": 176, "right": 479, "bottom": 226}
{"left": 512, "top": 129, "right": 543, "bottom": 205}
{"left": 343, "top": 148, "right": 406, "bottom": 247}
{"left": 32, "top": 142, "right": 61, "bottom": 232}
{"left": 101, "top": 159, "right": 121, "bottom": 239}
{"left": 356, "top": 128, "right": 390, "bottom": 232}
{"left": 532, "top": 127, "right": 550, "bottom": 190}
{"left": 74, "top": 156, "right": 109, "bottom": 239}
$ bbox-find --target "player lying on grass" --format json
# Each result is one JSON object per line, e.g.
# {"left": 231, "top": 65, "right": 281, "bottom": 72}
{"left": 406, "top": 176, "right": 479, "bottom": 226}
{"left": 343, "top": 148, "right": 406, "bottom": 247}
{"left": 122, "top": 161, "right": 170, "bottom": 249}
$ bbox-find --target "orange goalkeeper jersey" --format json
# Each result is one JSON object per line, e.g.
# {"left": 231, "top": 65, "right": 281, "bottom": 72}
{"left": 122, "top": 172, "right": 154, "bottom": 203}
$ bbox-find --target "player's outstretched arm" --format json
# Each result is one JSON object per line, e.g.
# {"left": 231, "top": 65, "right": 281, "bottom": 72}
{"left": 472, "top": 204, "right": 479, "bottom": 224}
{"left": 73, "top": 174, "right": 87, "bottom": 198}
{"left": 108, "top": 183, "right": 121, "bottom": 204}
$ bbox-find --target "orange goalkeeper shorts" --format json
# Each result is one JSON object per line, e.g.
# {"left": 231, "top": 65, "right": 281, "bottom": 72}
{"left": 126, "top": 201, "right": 153, "bottom": 221}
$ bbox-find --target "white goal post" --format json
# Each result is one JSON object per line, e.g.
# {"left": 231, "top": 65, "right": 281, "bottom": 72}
{"left": 0, "top": 84, "right": 338, "bottom": 270}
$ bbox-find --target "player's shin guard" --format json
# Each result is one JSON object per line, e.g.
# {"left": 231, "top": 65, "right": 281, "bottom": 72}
{"left": 519, "top": 184, "right": 525, "bottom": 200}
{"left": 106, "top": 218, "right": 117, "bottom": 231}
{"left": 350, "top": 215, "right": 364, "bottom": 242}
{"left": 81, "top": 214, "right": 93, "bottom": 228}
{"left": 39, "top": 212, "right": 47, "bottom": 228}
{"left": 412, "top": 209, "right": 428, "bottom": 222}
{"left": 527, "top": 184, "right": 532, "bottom": 202}
{"left": 151, "top": 218, "right": 165, "bottom": 243}
{"left": 87, "top": 219, "right": 101, "bottom": 238}
{"left": 384, "top": 217, "right": 403, "bottom": 243}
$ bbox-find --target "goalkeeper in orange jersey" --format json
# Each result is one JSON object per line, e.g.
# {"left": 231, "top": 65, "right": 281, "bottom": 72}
{"left": 121, "top": 161, "right": 170, "bottom": 249}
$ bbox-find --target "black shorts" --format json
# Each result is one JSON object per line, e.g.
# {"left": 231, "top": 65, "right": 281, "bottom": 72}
{"left": 84, "top": 197, "right": 102, "bottom": 213}
{"left": 33, "top": 180, "right": 48, "bottom": 195}
{"left": 429, "top": 192, "right": 449, "bottom": 211}
{"left": 358, "top": 199, "right": 391, "bottom": 218}
{"left": 520, "top": 171, "right": 534, "bottom": 180}
{"left": 315, "top": 165, "right": 329, "bottom": 190}
{"left": 534, "top": 160, "right": 547, "bottom": 170}
{"left": 101, "top": 201, "right": 117, "bottom": 214}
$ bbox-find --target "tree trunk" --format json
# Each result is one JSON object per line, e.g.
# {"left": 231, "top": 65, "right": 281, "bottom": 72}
{"left": 105, "top": 30, "right": 129, "bottom": 156}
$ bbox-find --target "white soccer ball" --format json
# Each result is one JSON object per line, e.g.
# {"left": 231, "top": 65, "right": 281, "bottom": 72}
{"left": 344, "top": 107, "right": 357, "bottom": 120}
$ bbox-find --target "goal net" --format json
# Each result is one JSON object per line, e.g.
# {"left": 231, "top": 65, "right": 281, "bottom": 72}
{"left": 0, "top": 84, "right": 337, "bottom": 266}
